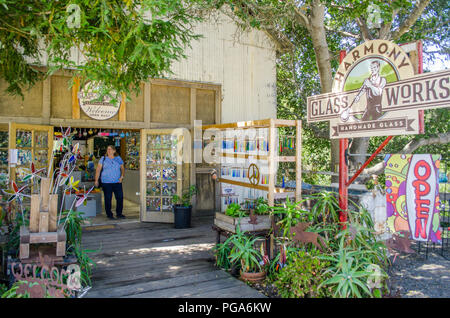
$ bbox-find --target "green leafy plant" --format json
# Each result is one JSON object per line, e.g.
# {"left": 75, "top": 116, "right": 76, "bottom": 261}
{"left": 225, "top": 224, "right": 264, "bottom": 273}
{"left": 0, "top": 0, "right": 222, "bottom": 99}
{"left": 309, "top": 191, "right": 340, "bottom": 225}
{"left": 266, "top": 242, "right": 303, "bottom": 281}
{"left": 274, "top": 249, "right": 332, "bottom": 298}
{"left": 60, "top": 209, "right": 84, "bottom": 247}
{"left": 254, "top": 197, "right": 270, "bottom": 215}
{"left": 60, "top": 208, "right": 98, "bottom": 288}
{"left": 213, "top": 242, "right": 232, "bottom": 270}
{"left": 225, "top": 203, "right": 247, "bottom": 217}
{"left": 1, "top": 281, "right": 30, "bottom": 298}
{"left": 71, "top": 245, "right": 98, "bottom": 288}
{"left": 6, "top": 205, "right": 29, "bottom": 256}
{"left": 172, "top": 185, "right": 198, "bottom": 207}
{"left": 271, "top": 197, "right": 310, "bottom": 237}
{"left": 318, "top": 234, "right": 388, "bottom": 298}
{"left": 0, "top": 283, "right": 8, "bottom": 295}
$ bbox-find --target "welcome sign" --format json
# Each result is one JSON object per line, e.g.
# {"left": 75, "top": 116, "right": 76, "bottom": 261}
{"left": 78, "top": 81, "right": 122, "bottom": 120}
{"left": 307, "top": 40, "right": 450, "bottom": 138}
{"left": 385, "top": 154, "right": 442, "bottom": 243}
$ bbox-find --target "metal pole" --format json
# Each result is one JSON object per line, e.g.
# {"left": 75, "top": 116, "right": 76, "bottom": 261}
{"left": 338, "top": 50, "right": 348, "bottom": 230}
{"left": 346, "top": 136, "right": 393, "bottom": 187}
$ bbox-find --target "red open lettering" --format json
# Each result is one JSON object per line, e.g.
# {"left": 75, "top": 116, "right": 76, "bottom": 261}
{"left": 412, "top": 160, "right": 431, "bottom": 239}
{"left": 414, "top": 160, "right": 431, "bottom": 180}
{"left": 414, "top": 199, "right": 430, "bottom": 239}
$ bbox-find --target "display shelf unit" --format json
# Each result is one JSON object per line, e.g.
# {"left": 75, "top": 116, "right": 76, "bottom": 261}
{"left": 125, "top": 131, "right": 140, "bottom": 170}
{"left": 202, "top": 118, "right": 302, "bottom": 207}
{"left": 0, "top": 128, "right": 8, "bottom": 188}
{"left": 7, "top": 123, "right": 53, "bottom": 196}
{"left": 140, "top": 129, "right": 183, "bottom": 223}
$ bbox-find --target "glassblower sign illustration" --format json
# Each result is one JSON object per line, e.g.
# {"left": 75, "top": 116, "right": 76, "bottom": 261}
{"left": 78, "top": 81, "right": 122, "bottom": 120}
{"left": 307, "top": 40, "right": 450, "bottom": 138}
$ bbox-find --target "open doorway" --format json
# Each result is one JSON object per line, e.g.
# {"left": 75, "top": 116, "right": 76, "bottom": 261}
{"left": 53, "top": 127, "right": 141, "bottom": 225}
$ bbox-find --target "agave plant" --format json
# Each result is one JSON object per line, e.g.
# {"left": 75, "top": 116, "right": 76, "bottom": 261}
{"left": 225, "top": 223, "right": 264, "bottom": 273}
{"left": 309, "top": 191, "right": 340, "bottom": 225}
{"left": 213, "top": 242, "right": 232, "bottom": 270}
{"left": 271, "top": 197, "right": 310, "bottom": 238}
{"left": 318, "top": 231, "right": 388, "bottom": 298}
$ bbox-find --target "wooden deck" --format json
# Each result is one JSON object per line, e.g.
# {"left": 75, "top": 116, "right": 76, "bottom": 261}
{"left": 81, "top": 216, "right": 266, "bottom": 298}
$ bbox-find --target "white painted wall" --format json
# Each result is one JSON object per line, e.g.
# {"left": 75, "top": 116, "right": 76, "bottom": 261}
{"left": 167, "top": 12, "right": 277, "bottom": 123}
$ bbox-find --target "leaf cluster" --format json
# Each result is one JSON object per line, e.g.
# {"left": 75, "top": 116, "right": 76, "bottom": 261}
{"left": 274, "top": 249, "right": 333, "bottom": 298}
{"left": 0, "top": 0, "right": 217, "bottom": 98}
{"left": 172, "top": 185, "right": 198, "bottom": 207}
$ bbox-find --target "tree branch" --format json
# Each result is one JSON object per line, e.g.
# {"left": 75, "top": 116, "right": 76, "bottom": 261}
{"left": 400, "top": 133, "right": 450, "bottom": 154}
{"left": 379, "top": 8, "right": 399, "bottom": 39}
{"left": 390, "top": 0, "right": 431, "bottom": 40}
{"left": 324, "top": 25, "right": 360, "bottom": 39}
{"left": 356, "top": 17, "right": 372, "bottom": 41}
{"left": 293, "top": 6, "right": 310, "bottom": 31}
{"left": 362, "top": 132, "right": 450, "bottom": 176}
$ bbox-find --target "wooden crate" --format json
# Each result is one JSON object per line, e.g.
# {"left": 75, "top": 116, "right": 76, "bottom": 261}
{"left": 214, "top": 212, "right": 271, "bottom": 234}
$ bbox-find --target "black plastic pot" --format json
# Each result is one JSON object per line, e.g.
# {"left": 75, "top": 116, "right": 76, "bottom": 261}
{"left": 173, "top": 205, "right": 192, "bottom": 229}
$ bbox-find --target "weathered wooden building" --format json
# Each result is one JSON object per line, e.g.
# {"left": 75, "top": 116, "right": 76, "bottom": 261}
{"left": 0, "top": 11, "right": 289, "bottom": 223}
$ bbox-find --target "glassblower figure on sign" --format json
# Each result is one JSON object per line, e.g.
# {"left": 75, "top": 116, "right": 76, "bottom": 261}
{"left": 341, "top": 60, "right": 387, "bottom": 122}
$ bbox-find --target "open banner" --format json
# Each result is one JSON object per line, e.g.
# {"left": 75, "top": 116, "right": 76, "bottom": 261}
{"left": 385, "top": 154, "right": 442, "bottom": 244}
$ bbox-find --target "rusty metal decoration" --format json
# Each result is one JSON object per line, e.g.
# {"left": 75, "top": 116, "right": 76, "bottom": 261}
{"left": 342, "top": 224, "right": 359, "bottom": 246}
{"left": 274, "top": 243, "right": 287, "bottom": 271}
{"left": 247, "top": 164, "right": 260, "bottom": 186}
{"left": 10, "top": 254, "right": 80, "bottom": 298}
{"left": 289, "top": 222, "right": 327, "bottom": 252}
{"left": 386, "top": 231, "right": 415, "bottom": 261}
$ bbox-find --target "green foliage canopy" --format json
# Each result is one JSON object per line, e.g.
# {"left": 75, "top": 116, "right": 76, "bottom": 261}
{"left": 0, "top": 0, "right": 216, "bottom": 98}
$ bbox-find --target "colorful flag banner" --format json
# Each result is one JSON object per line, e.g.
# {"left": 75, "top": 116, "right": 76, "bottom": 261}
{"left": 385, "top": 154, "right": 442, "bottom": 243}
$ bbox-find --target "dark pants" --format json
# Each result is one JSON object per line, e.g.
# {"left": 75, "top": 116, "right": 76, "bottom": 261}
{"left": 102, "top": 183, "right": 124, "bottom": 217}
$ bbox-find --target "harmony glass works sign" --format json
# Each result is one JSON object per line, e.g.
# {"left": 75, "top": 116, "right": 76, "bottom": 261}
{"left": 307, "top": 40, "right": 450, "bottom": 138}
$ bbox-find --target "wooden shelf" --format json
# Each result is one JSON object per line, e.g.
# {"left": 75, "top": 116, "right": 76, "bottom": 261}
{"left": 204, "top": 118, "right": 302, "bottom": 206}
{"left": 222, "top": 152, "right": 268, "bottom": 161}
{"left": 202, "top": 118, "right": 298, "bottom": 130}
{"left": 218, "top": 178, "right": 295, "bottom": 194}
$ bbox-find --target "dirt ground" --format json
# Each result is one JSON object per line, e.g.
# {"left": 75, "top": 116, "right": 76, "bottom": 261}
{"left": 387, "top": 244, "right": 450, "bottom": 298}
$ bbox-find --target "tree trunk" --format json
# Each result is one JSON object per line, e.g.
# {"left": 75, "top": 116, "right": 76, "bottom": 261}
{"left": 309, "top": 0, "right": 333, "bottom": 94}
{"left": 330, "top": 139, "right": 340, "bottom": 183}
{"left": 307, "top": 0, "right": 338, "bottom": 183}
{"left": 349, "top": 137, "right": 370, "bottom": 184}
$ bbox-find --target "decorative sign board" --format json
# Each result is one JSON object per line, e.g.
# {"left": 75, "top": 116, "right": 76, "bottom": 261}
{"left": 77, "top": 81, "right": 122, "bottom": 120}
{"left": 385, "top": 154, "right": 442, "bottom": 243}
{"left": 307, "top": 40, "right": 450, "bottom": 138}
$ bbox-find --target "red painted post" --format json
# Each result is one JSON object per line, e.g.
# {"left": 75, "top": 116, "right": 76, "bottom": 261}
{"left": 339, "top": 138, "right": 348, "bottom": 229}
{"left": 338, "top": 50, "right": 348, "bottom": 229}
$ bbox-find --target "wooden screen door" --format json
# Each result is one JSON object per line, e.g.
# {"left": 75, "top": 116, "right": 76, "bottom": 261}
{"left": 140, "top": 129, "right": 182, "bottom": 223}
{"left": 8, "top": 123, "right": 54, "bottom": 190}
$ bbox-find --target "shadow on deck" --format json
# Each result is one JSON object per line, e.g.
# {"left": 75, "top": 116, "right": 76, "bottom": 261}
{"left": 81, "top": 216, "right": 266, "bottom": 298}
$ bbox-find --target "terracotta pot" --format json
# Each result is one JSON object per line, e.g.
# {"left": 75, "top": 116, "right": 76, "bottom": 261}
{"left": 240, "top": 270, "right": 266, "bottom": 283}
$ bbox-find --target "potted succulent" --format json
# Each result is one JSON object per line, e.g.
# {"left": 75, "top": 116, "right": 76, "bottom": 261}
{"left": 226, "top": 223, "right": 267, "bottom": 283}
{"left": 172, "top": 185, "right": 198, "bottom": 229}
